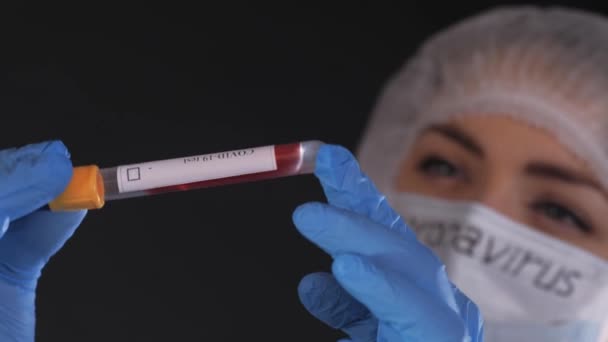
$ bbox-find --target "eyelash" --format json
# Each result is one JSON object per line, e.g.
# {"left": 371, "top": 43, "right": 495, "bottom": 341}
{"left": 416, "top": 155, "right": 593, "bottom": 234}
{"left": 530, "top": 201, "right": 592, "bottom": 234}
{"left": 418, "top": 155, "right": 463, "bottom": 179}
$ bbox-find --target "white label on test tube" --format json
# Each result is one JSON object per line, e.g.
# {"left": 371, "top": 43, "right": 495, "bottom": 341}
{"left": 116, "top": 145, "right": 278, "bottom": 193}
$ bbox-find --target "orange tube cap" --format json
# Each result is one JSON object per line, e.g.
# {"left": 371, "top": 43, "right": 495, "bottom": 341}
{"left": 49, "top": 165, "right": 105, "bottom": 211}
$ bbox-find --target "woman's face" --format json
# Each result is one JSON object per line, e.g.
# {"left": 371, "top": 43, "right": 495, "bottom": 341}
{"left": 396, "top": 115, "right": 608, "bottom": 259}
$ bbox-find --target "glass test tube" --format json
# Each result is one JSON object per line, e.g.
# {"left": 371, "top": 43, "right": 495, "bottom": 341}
{"left": 49, "top": 140, "right": 323, "bottom": 211}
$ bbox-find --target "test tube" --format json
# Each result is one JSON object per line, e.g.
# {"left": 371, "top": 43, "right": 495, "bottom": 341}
{"left": 49, "top": 140, "right": 323, "bottom": 211}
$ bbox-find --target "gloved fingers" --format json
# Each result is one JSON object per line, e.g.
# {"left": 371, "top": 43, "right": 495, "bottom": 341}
{"left": 293, "top": 202, "right": 437, "bottom": 265}
{"left": 298, "top": 272, "right": 377, "bottom": 342}
{"left": 0, "top": 140, "right": 72, "bottom": 222}
{"left": 332, "top": 253, "right": 469, "bottom": 342}
{"left": 0, "top": 209, "right": 86, "bottom": 289}
{"left": 293, "top": 202, "right": 452, "bottom": 301}
{"left": 314, "top": 144, "right": 409, "bottom": 233}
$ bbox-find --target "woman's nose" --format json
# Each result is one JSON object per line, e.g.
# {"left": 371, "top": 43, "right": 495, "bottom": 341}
{"left": 474, "top": 174, "right": 525, "bottom": 224}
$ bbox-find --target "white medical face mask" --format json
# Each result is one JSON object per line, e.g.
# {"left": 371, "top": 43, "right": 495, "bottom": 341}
{"left": 387, "top": 192, "right": 608, "bottom": 342}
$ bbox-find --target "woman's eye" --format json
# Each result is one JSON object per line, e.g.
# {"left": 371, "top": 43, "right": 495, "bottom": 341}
{"left": 418, "top": 156, "right": 461, "bottom": 178}
{"left": 531, "top": 201, "right": 592, "bottom": 234}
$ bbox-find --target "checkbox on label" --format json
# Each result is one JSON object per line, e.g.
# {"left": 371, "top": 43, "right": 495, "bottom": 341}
{"left": 127, "top": 167, "right": 141, "bottom": 181}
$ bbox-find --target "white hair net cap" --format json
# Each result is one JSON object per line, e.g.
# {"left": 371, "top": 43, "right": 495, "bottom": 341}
{"left": 357, "top": 6, "right": 608, "bottom": 193}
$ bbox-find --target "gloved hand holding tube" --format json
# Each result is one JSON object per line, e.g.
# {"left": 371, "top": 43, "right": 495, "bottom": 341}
{"left": 0, "top": 140, "right": 484, "bottom": 341}
{"left": 0, "top": 141, "right": 86, "bottom": 341}
{"left": 293, "top": 144, "right": 484, "bottom": 342}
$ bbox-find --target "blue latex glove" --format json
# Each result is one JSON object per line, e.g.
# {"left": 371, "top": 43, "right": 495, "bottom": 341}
{"left": 293, "top": 145, "right": 483, "bottom": 342}
{"left": 0, "top": 141, "right": 86, "bottom": 341}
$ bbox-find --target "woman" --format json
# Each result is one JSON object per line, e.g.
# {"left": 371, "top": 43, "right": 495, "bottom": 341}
{"left": 296, "top": 6, "right": 608, "bottom": 342}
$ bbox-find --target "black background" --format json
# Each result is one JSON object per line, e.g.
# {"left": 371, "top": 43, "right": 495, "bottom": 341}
{"left": 1, "top": 2, "right": 607, "bottom": 340}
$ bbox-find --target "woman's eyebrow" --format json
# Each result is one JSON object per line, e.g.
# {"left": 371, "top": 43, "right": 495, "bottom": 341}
{"left": 427, "top": 125, "right": 484, "bottom": 158}
{"left": 525, "top": 162, "right": 603, "bottom": 190}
